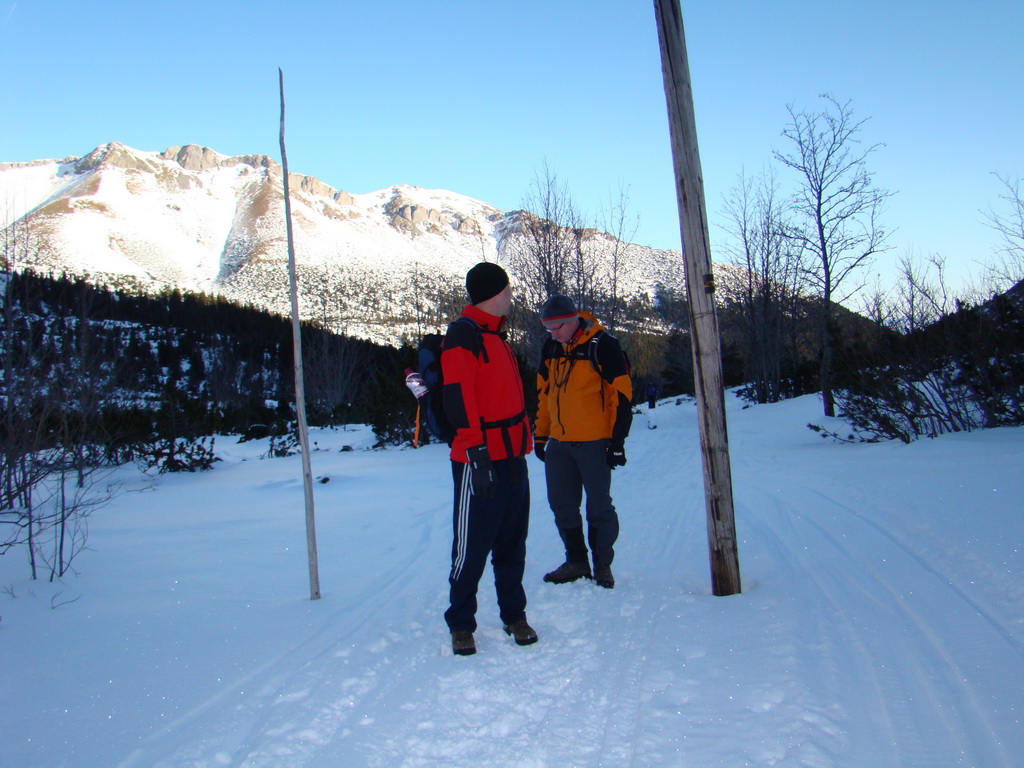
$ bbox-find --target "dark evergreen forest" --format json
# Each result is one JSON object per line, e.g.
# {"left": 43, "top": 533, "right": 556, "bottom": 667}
{"left": 3, "top": 267, "right": 1021, "bottom": 579}
{"left": 6, "top": 268, "right": 1020, "bottom": 464}
{"left": 0, "top": 271, "right": 422, "bottom": 463}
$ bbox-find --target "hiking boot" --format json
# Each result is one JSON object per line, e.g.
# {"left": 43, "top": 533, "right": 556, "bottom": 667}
{"left": 503, "top": 619, "right": 539, "bottom": 646}
{"left": 543, "top": 561, "right": 593, "bottom": 584}
{"left": 451, "top": 631, "right": 476, "bottom": 656}
{"left": 594, "top": 564, "right": 615, "bottom": 589}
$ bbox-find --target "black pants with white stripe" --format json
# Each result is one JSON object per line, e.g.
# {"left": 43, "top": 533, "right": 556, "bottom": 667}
{"left": 445, "top": 456, "right": 530, "bottom": 633}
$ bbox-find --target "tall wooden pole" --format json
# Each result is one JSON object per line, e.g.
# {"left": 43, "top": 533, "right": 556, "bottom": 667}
{"left": 279, "top": 68, "right": 321, "bottom": 601}
{"left": 653, "top": 0, "right": 741, "bottom": 595}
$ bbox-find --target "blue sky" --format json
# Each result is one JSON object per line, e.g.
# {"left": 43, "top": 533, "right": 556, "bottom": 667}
{"left": 2, "top": 1, "right": 1021, "bottom": 291}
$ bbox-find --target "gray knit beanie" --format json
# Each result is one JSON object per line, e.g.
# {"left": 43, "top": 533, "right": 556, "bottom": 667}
{"left": 540, "top": 294, "right": 579, "bottom": 327}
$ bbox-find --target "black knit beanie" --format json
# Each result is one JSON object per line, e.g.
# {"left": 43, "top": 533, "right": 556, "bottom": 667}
{"left": 466, "top": 262, "right": 510, "bottom": 304}
{"left": 540, "top": 294, "right": 578, "bottom": 327}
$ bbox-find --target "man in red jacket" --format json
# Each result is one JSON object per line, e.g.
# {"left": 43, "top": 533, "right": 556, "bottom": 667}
{"left": 441, "top": 262, "right": 537, "bottom": 656}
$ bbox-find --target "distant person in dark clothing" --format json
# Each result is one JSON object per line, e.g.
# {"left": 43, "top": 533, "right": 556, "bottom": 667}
{"left": 644, "top": 382, "right": 659, "bottom": 429}
{"left": 534, "top": 295, "right": 632, "bottom": 589}
{"left": 441, "top": 262, "right": 538, "bottom": 656}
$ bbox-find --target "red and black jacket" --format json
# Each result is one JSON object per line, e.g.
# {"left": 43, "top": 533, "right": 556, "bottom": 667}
{"left": 441, "top": 304, "right": 533, "bottom": 463}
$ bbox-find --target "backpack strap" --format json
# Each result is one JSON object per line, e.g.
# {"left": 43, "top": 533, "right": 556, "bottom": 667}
{"left": 448, "top": 316, "right": 488, "bottom": 363}
{"left": 448, "top": 315, "right": 525, "bottom": 453}
{"left": 414, "top": 400, "right": 422, "bottom": 448}
{"left": 587, "top": 331, "right": 605, "bottom": 376}
{"left": 480, "top": 409, "right": 529, "bottom": 457}
{"left": 468, "top": 318, "right": 525, "bottom": 455}
{"left": 559, "top": 329, "right": 606, "bottom": 375}
{"left": 583, "top": 330, "right": 629, "bottom": 381}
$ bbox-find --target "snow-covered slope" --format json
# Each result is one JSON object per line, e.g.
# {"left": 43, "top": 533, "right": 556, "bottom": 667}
{"left": 1, "top": 143, "right": 685, "bottom": 344}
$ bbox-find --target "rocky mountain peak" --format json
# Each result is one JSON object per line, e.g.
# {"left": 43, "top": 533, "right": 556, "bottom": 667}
{"left": 1, "top": 141, "right": 686, "bottom": 346}
{"left": 161, "top": 144, "right": 224, "bottom": 172}
{"left": 74, "top": 142, "right": 162, "bottom": 174}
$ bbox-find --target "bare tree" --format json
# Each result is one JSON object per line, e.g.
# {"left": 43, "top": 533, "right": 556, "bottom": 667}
{"left": 40, "top": 279, "right": 122, "bottom": 579}
{"left": 499, "top": 161, "right": 580, "bottom": 299}
{"left": 982, "top": 172, "right": 1024, "bottom": 291}
{"left": 599, "top": 183, "right": 640, "bottom": 333}
{"left": 720, "top": 166, "right": 807, "bottom": 403}
{"left": 402, "top": 263, "right": 463, "bottom": 338}
{"left": 499, "top": 161, "right": 594, "bottom": 362}
{"left": 301, "top": 268, "right": 341, "bottom": 330}
{"left": 1, "top": 216, "right": 61, "bottom": 575}
{"left": 774, "top": 94, "right": 893, "bottom": 416}
{"left": 566, "top": 223, "right": 599, "bottom": 312}
{"left": 824, "top": 250, "right": 1022, "bottom": 443}
{"left": 409, "top": 261, "right": 428, "bottom": 339}
{"left": 0, "top": 295, "right": 54, "bottom": 568}
{"left": 0, "top": 272, "right": 111, "bottom": 580}
{"left": 302, "top": 328, "right": 365, "bottom": 426}
{"left": 891, "top": 249, "right": 957, "bottom": 334}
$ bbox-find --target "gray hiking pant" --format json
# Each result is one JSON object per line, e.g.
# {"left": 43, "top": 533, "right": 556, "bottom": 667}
{"left": 544, "top": 438, "right": 619, "bottom": 567}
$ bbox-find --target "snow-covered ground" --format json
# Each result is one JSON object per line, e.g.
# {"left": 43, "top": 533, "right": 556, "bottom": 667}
{"left": 2, "top": 393, "right": 1022, "bottom": 767}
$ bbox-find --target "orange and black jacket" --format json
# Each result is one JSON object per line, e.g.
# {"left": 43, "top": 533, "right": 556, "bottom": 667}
{"left": 535, "top": 312, "right": 633, "bottom": 445}
{"left": 441, "top": 304, "right": 533, "bottom": 463}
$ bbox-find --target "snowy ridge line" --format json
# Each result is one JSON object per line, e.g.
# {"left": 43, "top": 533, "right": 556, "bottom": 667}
{"left": 1, "top": 141, "right": 688, "bottom": 345}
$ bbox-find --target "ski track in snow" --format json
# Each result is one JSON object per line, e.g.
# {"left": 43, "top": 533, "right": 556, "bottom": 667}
{"left": 733, "top": 437, "right": 1021, "bottom": 768}
{"left": 118, "top": 413, "right": 725, "bottom": 768}
{"left": 127, "top": 509, "right": 700, "bottom": 767}
{"left": 127, "top": 403, "right": 1019, "bottom": 768}
{"left": 6, "top": 396, "right": 1021, "bottom": 768}
{"left": 132, "top": 411, "right": 835, "bottom": 765}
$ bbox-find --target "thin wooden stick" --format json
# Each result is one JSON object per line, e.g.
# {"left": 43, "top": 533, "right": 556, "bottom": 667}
{"left": 279, "top": 68, "right": 321, "bottom": 601}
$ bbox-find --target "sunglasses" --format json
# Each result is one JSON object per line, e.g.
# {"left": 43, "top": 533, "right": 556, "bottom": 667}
{"left": 543, "top": 320, "right": 573, "bottom": 332}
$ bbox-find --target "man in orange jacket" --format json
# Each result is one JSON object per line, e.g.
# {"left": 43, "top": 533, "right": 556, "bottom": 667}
{"left": 534, "top": 294, "right": 632, "bottom": 588}
{"left": 441, "top": 262, "right": 537, "bottom": 656}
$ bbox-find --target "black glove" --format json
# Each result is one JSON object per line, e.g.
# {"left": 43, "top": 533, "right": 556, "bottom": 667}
{"left": 466, "top": 445, "right": 496, "bottom": 497}
{"left": 534, "top": 437, "right": 547, "bottom": 463}
{"left": 607, "top": 442, "right": 627, "bottom": 469}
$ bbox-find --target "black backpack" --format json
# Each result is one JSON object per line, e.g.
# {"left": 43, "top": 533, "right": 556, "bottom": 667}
{"left": 416, "top": 317, "right": 483, "bottom": 446}
{"left": 543, "top": 329, "right": 631, "bottom": 380}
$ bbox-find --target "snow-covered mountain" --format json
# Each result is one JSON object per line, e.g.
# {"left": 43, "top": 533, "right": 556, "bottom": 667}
{"left": 1, "top": 142, "right": 685, "bottom": 345}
